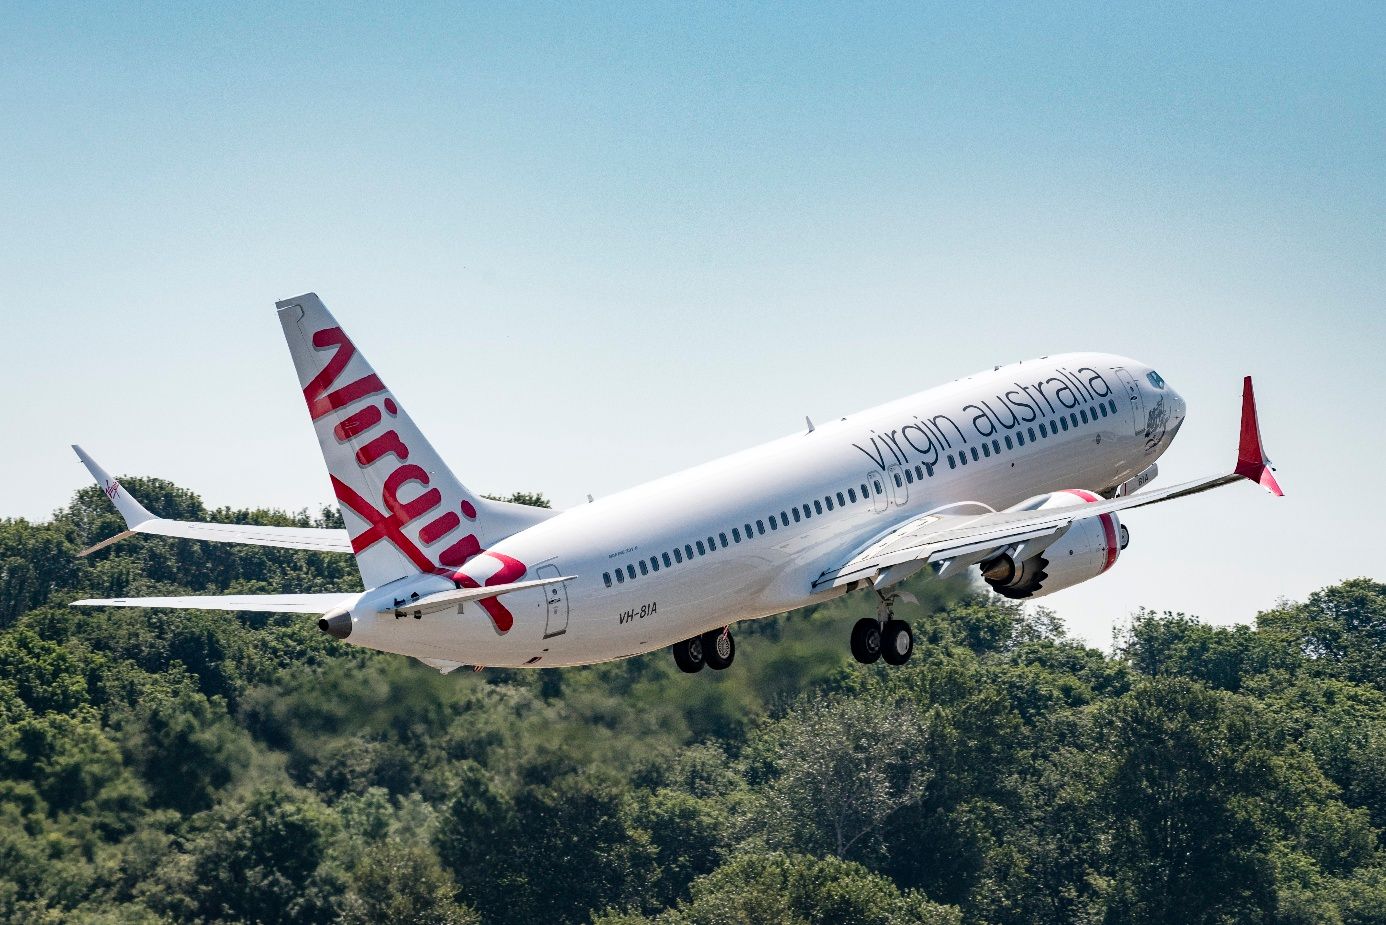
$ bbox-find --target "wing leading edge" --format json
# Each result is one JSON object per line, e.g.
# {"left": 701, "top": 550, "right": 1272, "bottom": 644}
{"left": 70, "top": 593, "right": 354, "bottom": 614}
{"left": 813, "top": 376, "right": 1281, "bottom": 591}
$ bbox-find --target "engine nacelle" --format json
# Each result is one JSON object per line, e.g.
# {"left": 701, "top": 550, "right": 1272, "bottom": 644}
{"left": 981, "top": 490, "right": 1127, "bottom": 599}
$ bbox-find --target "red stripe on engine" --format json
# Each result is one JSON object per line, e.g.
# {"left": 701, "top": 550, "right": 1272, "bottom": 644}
{"left": 1097, "top": 514, "right": 1118, "bottom": 572}
{"left": 1060, "top": 490, "right": 1117, "bottom": 571}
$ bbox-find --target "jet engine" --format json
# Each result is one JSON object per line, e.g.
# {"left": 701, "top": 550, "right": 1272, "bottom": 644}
{"left": 980, "top": 490, "right": 1127, "bottom": 599}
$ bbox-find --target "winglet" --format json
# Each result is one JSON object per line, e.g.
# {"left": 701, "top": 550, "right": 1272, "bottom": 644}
{"left": 72, "top": 446, "right": 158, "bottom": 528}
{"left": 1232, "top": 378, "right": 1283, "bottom": 496}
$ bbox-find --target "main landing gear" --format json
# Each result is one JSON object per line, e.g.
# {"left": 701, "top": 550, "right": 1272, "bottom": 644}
{"left": 672, "top": 628, "right": 735, "bottom": 673}
{"left": 851, "top": 590, "right": 915, "bottom": 666}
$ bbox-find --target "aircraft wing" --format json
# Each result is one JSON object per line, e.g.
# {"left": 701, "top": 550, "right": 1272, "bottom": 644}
{"left": 813, "top": 376, "right": 1281, "bottom": 591}
{"left": 70, "top": 593, "right": 353, "bottom": 614}
{"left": 72, "top": 446, "right": 353, "bottom": 556}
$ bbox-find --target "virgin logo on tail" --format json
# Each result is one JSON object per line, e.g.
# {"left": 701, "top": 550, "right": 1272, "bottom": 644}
{"left": 303, "top": 326, "right": 526, "bottom": 633}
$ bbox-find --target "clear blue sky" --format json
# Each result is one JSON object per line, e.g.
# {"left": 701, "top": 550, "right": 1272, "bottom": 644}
{"left": 2, "top": 2, "right": 1382, "bottom": 645}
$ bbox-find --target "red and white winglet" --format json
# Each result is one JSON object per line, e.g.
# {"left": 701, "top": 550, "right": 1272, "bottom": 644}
{"left": 1232, "top": 376, "right": 1283, "bottom": 496}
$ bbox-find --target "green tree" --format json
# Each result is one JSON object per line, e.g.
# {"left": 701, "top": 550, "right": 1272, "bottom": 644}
{"left": 1101, "top": 679, "right": 1278, "bottom": 924}
{"left": 593, "top": 852, "right": 960, "bottom": 925}
{"left": 339, "top": 836, "right": 478, "bottom": 925}
{"left": 743, "top": 694, "right": 931, "bottom": 862}
{"left": 1259, "top": 578, "right": 1386, "bottom": 689}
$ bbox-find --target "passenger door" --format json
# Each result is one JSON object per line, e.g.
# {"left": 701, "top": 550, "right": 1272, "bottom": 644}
{"left": 535, "top": 562, "right": 569, "bottom": 638}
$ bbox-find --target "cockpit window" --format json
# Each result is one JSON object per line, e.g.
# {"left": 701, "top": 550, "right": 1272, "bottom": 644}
{"left": 1147, "top": 371, "right": 1166, "bottom": 390}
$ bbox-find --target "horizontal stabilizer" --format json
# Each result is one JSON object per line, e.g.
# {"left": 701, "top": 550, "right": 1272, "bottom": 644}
{"left": 70, "top": 593, "right": 355, "bottom": 614}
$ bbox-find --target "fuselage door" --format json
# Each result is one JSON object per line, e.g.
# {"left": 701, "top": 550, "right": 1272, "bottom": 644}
{"left": 867, "top": 471, "right": 889, "bottom": 513}
{"left": 886, "top": 464, "right": 908, "bottom": 507}
{"left": 1113, "top": 368, "right": 1145, "bottom": 436}
{"left": 535, "top": 562, "right": 569, "bottom": 638}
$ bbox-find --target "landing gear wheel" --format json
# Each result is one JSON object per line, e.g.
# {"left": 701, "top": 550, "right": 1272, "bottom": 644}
{"left": 881, "top": 620, "right": 914, "bottom": 666}
{"left": 850, "top": 617, "right": 882, "bottom": 664}
{"left": 672, "top": 636, "right": 705, "bottom": 673}
{"left": 703, "top": 629, "right": 735, "bottom": 670}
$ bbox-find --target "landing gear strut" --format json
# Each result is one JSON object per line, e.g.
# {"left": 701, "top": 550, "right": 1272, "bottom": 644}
{"left": 673, "top": 628, "right": 735, "bottom": 673}
{"left": 851, "top": 589, "right": 914, "bottom": 666}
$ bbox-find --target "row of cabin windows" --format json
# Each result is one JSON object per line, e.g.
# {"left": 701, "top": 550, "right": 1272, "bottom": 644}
{"left": 602, "top": 478, "right": 885, "bottom": 588}
{"left": 600, "top": 396, "right": 1121, "bottom": 588}
{"left": 944, "top": 397, "right": 1119, "bottom": 470}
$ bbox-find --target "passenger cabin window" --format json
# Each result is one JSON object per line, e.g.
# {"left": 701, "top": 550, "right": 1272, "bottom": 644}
{"left": 971, "top": 447, "right": 980, "bottom": 461}
{"left": 684, "top": 544, "right": 694, "bottom": 560}
{"left": 1080, "top": 409, "right": 1088, "bottom": 423}
{"left": 992, "top": 439, "right": 1000, "bottom": 453}
{"left": 848, "top": 488, "right": 857, "bottom": 503}
{"left": 948, "top": 455, "right": 956, "bottom": 469}
{"left": 650, "top": 557, "right": 660, "bottom": 572}
{"left": 792, "top": 508, "right": 801, "bottom": 523}
{"left": 696, "top": 540, "right": 706, "bottom": 555}
{"left": 627, "top": 565, "right": 636, "bottom": 580}
{"left": 639, "top": 560, "right": 648, "bottom": 576}
{"left": 824, "top": 496, "right": 834, "bottom": 511}
{"left": 718, "top": 532, "right": 728, "bottom": 548}
{"left": 873, "top": 479, "right": 883, "bottom": 493}
{"left": 603, "top": 572, "right": 612, "bottom": 587}
{"left": 837, "top": 491, "right": 846, "bottom": 506}
{"left": 904, "top": 469, "right": 914, "bottom": 484}
{"left": 662, "top": 552, "right": 672, "bottom": 567}
{"left": 707, "top": 535, "right": 717, "bottom": 551}
{"left": 1109, "top": 398, "right": 1118, "bottom": 413}
{"left": 757, "top": 519, "right": 765, "bottom": 534}
{"left": 1006, "top": 434, "right": 1014, "bottom": 449}
{"left": 767, "top": 517, "right": 777, "bottom": 531}
{"left": 781, "top": 512, "right": 789, "bottom": 527}
{"left": 616, "top": 569, "right": 625, "bottom": 584}
{"left": 893, "top": 472, "right": 903, "bottom": 487}
{"left": 802, "top": 504, "right": 812, "bottom": 519}
{"left": 860, "top": 483, "right": 869, "bottom": 497}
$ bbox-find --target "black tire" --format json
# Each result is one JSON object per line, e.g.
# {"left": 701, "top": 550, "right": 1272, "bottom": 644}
{"left": 850, "top": 617, "right": 882, "bottom": 664}
{"left": 703, "top": 630, "right": 735, "bottom": 670}
{"left": 881, "top": 620, "right": 914, "bottom": 666}
{"left": 672, "top": 636, "right": 705, "bottom": 673}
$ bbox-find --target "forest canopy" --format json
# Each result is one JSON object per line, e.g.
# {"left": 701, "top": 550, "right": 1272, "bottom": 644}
{"left": 0, "top": 477, "right": 1383, "bottom": 924}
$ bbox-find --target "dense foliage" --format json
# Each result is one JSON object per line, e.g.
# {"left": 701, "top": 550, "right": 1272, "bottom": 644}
{"left": 0, "top": 478, "right": 1383, "bottom": 923}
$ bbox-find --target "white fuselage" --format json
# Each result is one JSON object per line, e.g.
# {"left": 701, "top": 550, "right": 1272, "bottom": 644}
{"left": 344, "top": 353, "right": 1186, "bottom": 667}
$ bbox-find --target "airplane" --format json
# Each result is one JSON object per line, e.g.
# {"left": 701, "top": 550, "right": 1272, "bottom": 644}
{"left": 71, "top": 293, "right": 1282, "bottom": 674}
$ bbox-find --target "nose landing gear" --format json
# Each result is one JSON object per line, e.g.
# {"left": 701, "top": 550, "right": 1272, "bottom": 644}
{"left": 672, "top": 628, "right": 735, "bottom": 673}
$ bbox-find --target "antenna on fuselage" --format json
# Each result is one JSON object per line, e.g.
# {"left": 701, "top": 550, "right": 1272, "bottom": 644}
{"left": 805, "top": 416, "right": 815, "bottom": 434}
